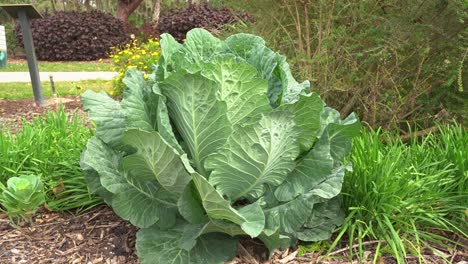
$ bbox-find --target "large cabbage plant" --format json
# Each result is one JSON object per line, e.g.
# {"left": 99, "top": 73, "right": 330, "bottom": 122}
{"left": 81, "top": 28, "right": 360, "bottom": 263}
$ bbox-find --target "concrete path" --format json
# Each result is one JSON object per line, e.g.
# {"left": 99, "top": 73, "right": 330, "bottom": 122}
{"left": 0, "top": 72, "right": 118, "bottom": 82}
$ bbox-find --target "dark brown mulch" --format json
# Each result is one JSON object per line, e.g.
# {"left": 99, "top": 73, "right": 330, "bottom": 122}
{"left": 0, "top": 96, "right": 86, "bottom": 134}
{"left": 0, "top": 205, "right": 138, "bottom": 264}
{"left": 1, "top": 98, "right": 467, "bottom": 264}
{"left": 1, "top": 204, "right": 466, "bottom": 264}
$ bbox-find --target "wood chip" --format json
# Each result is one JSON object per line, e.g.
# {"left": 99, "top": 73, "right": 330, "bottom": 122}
{"left": 0, "top": 206, "right": 138, "bottom": 264}
{"left": 279, "top": 250, "right": 298, "bottom": 264}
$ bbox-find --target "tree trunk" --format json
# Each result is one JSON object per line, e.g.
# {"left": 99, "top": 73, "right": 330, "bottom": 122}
{"left": 188, "top": 0, "right": 201, "bottom": 8}
{"left": 105, "top": 0, "right": 110, "bottom": 13}
{"left": 116, "top": 0, "right": 144, "bottom": 22}
{"left": 84, "top": 0, "right": 91, "bottom": 11}
{"left": 152, "top": 0, "right": 161, "bottom": 26}
{"left": 95, "top": 0, "right": 102, "bottom": 11}
{"left": 50, "top": 0, "right": 57, "bottom": 12}
{"left": 74, "top": 0, "right": 80, "bottom": 11}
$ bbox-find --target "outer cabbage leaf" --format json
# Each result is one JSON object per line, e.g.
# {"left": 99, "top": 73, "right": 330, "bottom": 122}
{"left": 81, "top": 136, "right": 125, "bottom": 194}
{"left": 81, "top": 136, "right": 178, "bottom": 228}
{"left": 179, "top": 223, "right": 213, "bottom": 251}
{"left": 244, "top": 45, "right": 283, "bottom": 107}
{"left": 161, "top": 71, "right": 231, "bottom": 175}
{"left": 274, "top": 107, "right": 360, "bottom": 201}
{"left": 319, "top": 108, "right": 361, "bottom": 160}
{"left": 277, "top": 58, "right": 310, "bottom": 105}
{"left": 121, "top": 68, "right": 158, "bottom": 131}
{"left": 278, "top": 93, "right": 323, "bottom": 152}
{"left": 155, "top": 94, "right": 184, "bottom": 154}
{"left": 265, "top": 165, "right": 348, "bottom": 237}
{"left": 81, "top": 91, "right": 126, "bottom": 146}
{"left": 273, "top": 136, "right": 334, "bottom": 202}
{"left": 136, "top": 222, "right": 237, "bottom": 264}
{"left": 112, "top": 183, "right": 177, "bottom": 229}
{"left": 296, "top": 197, "right": 345, "bottom": 241}
{"left": 159, "top": 33, "right": 183, "bottom": 79}
{"left": 82, "top": 71, "right": 175, "bottom": 147}
{"left": 80, "top": 160, "right": 112, "bottom": 204}
{"left": 263, "top": 192, "right": 318, "bottom": 235}
{"left": 177, "top": 183, "right": 207, "bottom": 224}
{"left": 206, "top": 111, "right": 300, "bottom": 200}
{"left": 201, "top": 56, "right": 271, "bottom": 125}
{"left": 121, "top": 129, "right": 191, "bottom": 194}
{"left": 160, "top": 33, "right": 182, "bottom": 64}
{"left": 224, "top": 33, "right": 266, "bottom": 58}
{"left": 191, "top": 172, "right": 265, "bottom": 238}
{"left": 182, "top": 28, "right": 225, "bottom": 62}
{"left": 258, "top": 232, "right": 293, "bottom": 254}
{"left": 203, "top": 219, "right": 247, "bottom": 237}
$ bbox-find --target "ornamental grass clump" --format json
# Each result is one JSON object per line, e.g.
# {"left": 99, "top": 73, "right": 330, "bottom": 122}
{"left": 109, "top": 38, "right": 161, "bottom": 95}
{"left": 81, "top": 28, "right": 360, "bottom": 264}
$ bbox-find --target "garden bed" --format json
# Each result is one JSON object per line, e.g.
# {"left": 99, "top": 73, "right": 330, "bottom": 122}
{"left": 1, "top": 205, "right": 465, "bottom": 264}
{"left": 0, "top": 96, "right": 86, "bottom": 133}
{"left": 0, "top": 97, "right": 466, "bottom": 264}
{"left": 0, "top": 206, "right": 138, "bottom": 264}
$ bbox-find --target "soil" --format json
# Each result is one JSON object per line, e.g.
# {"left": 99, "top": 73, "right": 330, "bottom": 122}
{"left": 0, "top": 96, "right": 86, "bottom": 134}
{"left": 1, "top": 97, "right": 467, "bottom": 264}
{"left": 0, "top": 206, "right": 138, "bottom": 264}
{"left": 1, "top": 205, "right": 466, "bottom": 264}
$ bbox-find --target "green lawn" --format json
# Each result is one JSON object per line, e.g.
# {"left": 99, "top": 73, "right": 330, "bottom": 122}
{"left": 0, "top": 61, "right": 114, "bottom": 72}
{"left": 0, "top": 80, "right": 112, "bottom": 99}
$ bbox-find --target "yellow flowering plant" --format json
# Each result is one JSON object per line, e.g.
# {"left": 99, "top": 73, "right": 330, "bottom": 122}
{"left": 108, "top": 38, "right": 161, "bottom": 95}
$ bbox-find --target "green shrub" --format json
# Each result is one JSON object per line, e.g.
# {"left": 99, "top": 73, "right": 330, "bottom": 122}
{"left": 108, "top": 38, "right": 161, "bottom": 96}
{"left": 0, "top": 107, "right": 101, "bottom": 212}
{"left": 157, "top": 4, "right": 253, "bottom": 41}
{"left": 15, "top": 11, "right": 130, "bottom": 61}
{"left": 81, "top": 28, "right": 360, "bottom": 264}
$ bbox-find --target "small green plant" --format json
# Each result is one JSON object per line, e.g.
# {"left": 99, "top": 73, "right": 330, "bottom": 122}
{"left": 0, "top": 175, "right": 45, "bottom": 223}
{"left": 298, "top": 241, "right": 330, "bottom": 257}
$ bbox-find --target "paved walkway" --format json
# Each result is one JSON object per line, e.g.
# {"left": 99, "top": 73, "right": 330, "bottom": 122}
{"left": 0, "top": 72, "right": 118, "bottom": 82}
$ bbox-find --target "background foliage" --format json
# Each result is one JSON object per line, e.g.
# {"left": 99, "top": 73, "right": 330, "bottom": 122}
{"left": 15, "top": 11, "right": 130, "bottom": 61}
{"left": 3, "top": 0, "right": 464, "bottom": 129}
{"left": 218, "top": 0, "right": 467, "bottom": 130}
{"left": 109, "top": 38, "right": 161, "bottom": 95}
{"left": 157, "top": 4, "right": 253, "bottom": 41}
